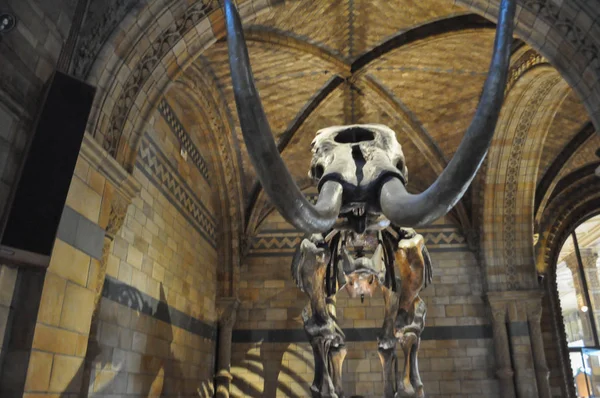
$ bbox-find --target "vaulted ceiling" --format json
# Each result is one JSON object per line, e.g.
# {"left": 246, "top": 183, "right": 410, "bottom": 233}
{"left": 171, "top": 0, "right": 594, "bottom": 231}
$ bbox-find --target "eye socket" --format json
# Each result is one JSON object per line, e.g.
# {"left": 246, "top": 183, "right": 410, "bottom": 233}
{"left": 312, "top": 164, "right": 324, "bottom": 179}
{"left": 334, "top": 128, "right": 374, "bottom": 144}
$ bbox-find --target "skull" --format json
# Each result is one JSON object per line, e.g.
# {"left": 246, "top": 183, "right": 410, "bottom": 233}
{"left": 341, "top": 244, "right": 385, "bottom": 301}
{"left": 309, "top": 124, "right": 408, "bottom": 211}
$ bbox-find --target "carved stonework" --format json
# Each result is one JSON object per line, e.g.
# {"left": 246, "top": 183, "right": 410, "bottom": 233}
{"left": 502, "top": 76, "right": 561, "bottom": 289}
{"left": 71, "top": 0, "right": 140, "bottom": 79}
{"left": 179, "top": 65, "right": 245, "bottom": 296}
{"left": 102, "top": 0, "right": 216, "bottom": 155}
{"left": 105, "top": 194, "right": 128, "bottom": 240}
{"left": 215, "top": 298, "right": 240, "bottom": 398}
{"left": 486, "top": 296, "right": 516, "bottom": 398}
{"left": 505, "top": 49, "right": 547, "bottom": 94}
{"left": 521, "top": 0, "right": 599, "bottom": 75}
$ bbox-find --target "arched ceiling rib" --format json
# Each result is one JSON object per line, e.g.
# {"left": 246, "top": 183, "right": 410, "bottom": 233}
{"left": 221, "top": 14, "right": 498, "bottom": 231}
{"left": 172, "top": 0, "right": 591, "bottom": 236}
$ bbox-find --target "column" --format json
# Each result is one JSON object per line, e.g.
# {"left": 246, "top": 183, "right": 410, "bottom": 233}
{"left": 564, "top": 251, "right": 596, "bottom": 346}
{"left": 79, "top": 192, "right": 130, "bottom": 396}
{"left": 215, "top": 297, "right": 240, "bottom": 398}
{"left": 526, "top": 294, "right": 551, "bottom": 398}
{"left": 486, "top": 296, "right": 516, "bottom": 398}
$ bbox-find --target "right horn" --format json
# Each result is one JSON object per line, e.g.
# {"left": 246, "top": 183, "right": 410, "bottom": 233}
{"left": 379, "top": 0, "right": 516, "bottom": 227}
{"left": 224, "top": 0, "right": 343, "bottom": 233}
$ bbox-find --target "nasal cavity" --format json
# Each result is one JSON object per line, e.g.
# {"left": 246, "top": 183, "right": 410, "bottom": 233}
{"left": 352, "top": 145, "right": 365, "bottom": 184}
{"left": 334, "top": 127, "right": 374, "bottom": 144}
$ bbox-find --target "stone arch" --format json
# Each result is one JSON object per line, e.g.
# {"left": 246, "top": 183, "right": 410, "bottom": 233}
{"left": 173, "top": 64, "right": 245, "bottom": 296}
{"left": 458, "top": 0, "right": 600, "bottom": 127}
{"left": 482, "top": 65, "right": 570, "bottom": 291}
{"left": 78, "top": 0, "right": 600, "bottom": 174}
{"left": 535, "top": 168, "right": 600, "bottom": 398}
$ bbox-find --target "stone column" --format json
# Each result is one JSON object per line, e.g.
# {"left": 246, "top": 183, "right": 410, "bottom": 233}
{"left": 489, "top": 290, "right": 547, "bottom": 398}
{"left": 79, "top": 193, "right": 130, "bottom": 396}
{"left": 526, "top": 293, "right": 551, "bottom": 398}
{"left": 564, "top": 251, "right": 597, "bottom": 346}
{"left": 215, "top": 297, "right": 240, "bottom": 398}
{"left": 487, "top": 297, "right": 516, "bottom": 398}
{"left": 578, "top": 249, "right": 600, "bottom": 333}
{"left": 76, "top": 133, "right": 140, "bottom": 396}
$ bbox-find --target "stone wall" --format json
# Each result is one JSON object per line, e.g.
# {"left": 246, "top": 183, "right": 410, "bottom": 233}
{"left": 0, "top": 96, "right": 220, "bottom": 397}
{"left": 231, "top": 211, "right": 501, "bottom": 398}
{"left": 0, "top": 0, "right": 77, "bottom": 227}
{"left": 0, "top": 265, "right": 18, "bottom": 375}
{"left": 87, "top": 97, "right": 219, "bottom": 397}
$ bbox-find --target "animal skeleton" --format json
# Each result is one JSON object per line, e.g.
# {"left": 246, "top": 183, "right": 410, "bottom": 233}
{"left": 223, "top": 0, "right": 516, "bottom": 396}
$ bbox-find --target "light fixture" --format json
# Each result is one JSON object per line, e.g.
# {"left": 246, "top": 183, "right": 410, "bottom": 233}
{"left": 581, "top": 305, "right": 589, "bottom": 313}
{"left": 0, "top": 13, "right": 16, "bottom": 34}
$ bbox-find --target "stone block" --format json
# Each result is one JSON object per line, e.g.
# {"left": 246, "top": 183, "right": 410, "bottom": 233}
{"left": 265, "top": 308, "right": 287, "bottom": 321}
{"left": 48, "top": 355, "right": 84, "bottom": 393}
{"left": 24, "top": 350, "right": 53, "bottom": 392}
{"left": 37, "top": 271, "right": 67, "bottom": 326}
{"left": 127, "top": 245, "right": 144, "bottom": 269}
{"left": 59, "top": 282, "right": 95, "bottom": 334}
{"left": 66, "top": 177, "right": 102, "bottom": 223}
{"left": 100, "top": 322, "right": 120, "bottom": 348}
{"left": 33, "top": 323, "right": 79, "bottom": 356}
{"left": 48, "top": 239, "right": 91, "bottom": 287}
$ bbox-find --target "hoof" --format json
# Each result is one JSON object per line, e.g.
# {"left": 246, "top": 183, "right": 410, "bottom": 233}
{"left": 395, "top": 385, "right": 416, "bottom": 397}
{"left": 416, "top": 386, "right": 425, "bottom": 398}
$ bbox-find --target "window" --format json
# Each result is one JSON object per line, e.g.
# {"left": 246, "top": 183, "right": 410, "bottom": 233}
{"left": 556, "top": 214, "right": 600, "bottom": 397}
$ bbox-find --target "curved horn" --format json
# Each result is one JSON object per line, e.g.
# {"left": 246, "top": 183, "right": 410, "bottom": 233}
{"left": 379, "top": 0, "right": 516, "bottom": 227}
{"left": 224, "top": 0, "right": 342, "bottom": 233}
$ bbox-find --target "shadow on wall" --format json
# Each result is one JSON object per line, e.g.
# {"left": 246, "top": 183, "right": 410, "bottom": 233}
{"left": 231, "top": 289, "right": 316, "bottom": 397}
{"left": 59, "top": 282, "right": 214, "bottom": 397}
{"left": 231, "top": 341, "right": 315, "bottom": 398}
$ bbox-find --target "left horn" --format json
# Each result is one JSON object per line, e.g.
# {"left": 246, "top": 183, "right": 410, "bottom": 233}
{"left": 224, "top": 0, "right": 342, "bottom": 233}
{"left": 379, "top": 0, "right": 516, "bottom": 227}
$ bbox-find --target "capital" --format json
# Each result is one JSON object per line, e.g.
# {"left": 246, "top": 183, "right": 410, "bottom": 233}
{"left": 217, "top": 297, "right": 240, "bottom": 329}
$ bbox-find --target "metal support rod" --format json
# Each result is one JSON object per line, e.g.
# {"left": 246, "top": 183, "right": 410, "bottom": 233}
{"left": 572, "top": 232, "right": 599, "bottom": 346}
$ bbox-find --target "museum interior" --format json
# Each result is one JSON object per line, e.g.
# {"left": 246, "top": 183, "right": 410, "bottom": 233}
{"left": 1, "top": 0, "right": 600, "bottom": 397}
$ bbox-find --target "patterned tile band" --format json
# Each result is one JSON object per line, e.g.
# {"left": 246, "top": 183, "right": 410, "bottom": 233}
{"left": 137, "top": 134, "right": 217, "bottom": 248}
{"left": 233, "top": 323, "right": 529, "bottom": 343}
{"left": 247, "top": 225, "right": 469, "bottom": 257}
{"left": 158, "top": 98, "right": 211, "bottom": 183}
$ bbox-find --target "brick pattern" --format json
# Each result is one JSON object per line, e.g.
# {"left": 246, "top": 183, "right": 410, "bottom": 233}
{"left": 157, "top": 98, "right": 211, "bottom": 183}
{"left": 483, "top": 68, "right": 569, "bottom": 291}
{"left": 101, "top": 0, "right": 216, "bottom": 156}
{"left": 233, "top": 210, "right": 495, "bottom": 396}
{"left": 231, "top": 339, "right": 498, "bottom": 397}
{"left": 14, "top": 96, "right": 220, "bottom": 395}
{"left": 136, "top": 134, "right": 217, "bottom": 247}
{"left": 88, "top": 295, "right": 215, "bottom": 397}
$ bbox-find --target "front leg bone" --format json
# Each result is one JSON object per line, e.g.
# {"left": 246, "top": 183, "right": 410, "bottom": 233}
{"left": 297, "top": 239, "right": 345, "bottom": 398}
{"left": 393, "top": 234, "right": 428, "bottom": 398}
{"left": 378, "top": 285, "right": 400, "bottom": 398}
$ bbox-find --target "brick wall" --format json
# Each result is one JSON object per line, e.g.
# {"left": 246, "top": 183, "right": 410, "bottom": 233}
{"left": 88, "top": 98, "right": 219, "bottom": 397}
{"left": 0, "top": 0, "right": 77, "bottom": 228}
{"left": 231, "top": 211, "right": 500, "bottom": 398}
{"left": 0, "top": 265, "right": 18, "bottom": 375}
{"left": 0, "top": 96, "right": 220, "bottom": 397}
